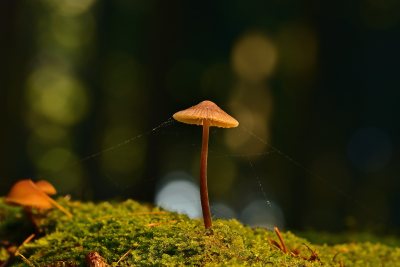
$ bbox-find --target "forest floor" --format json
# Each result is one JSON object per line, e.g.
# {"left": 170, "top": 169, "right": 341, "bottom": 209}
{"left": 1, "top": 198, "right": 399, "bottom": 266}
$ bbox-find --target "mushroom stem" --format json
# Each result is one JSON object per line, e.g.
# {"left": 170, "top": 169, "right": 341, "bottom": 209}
{"left": 200, "top": 121, "right": 212, "bottom": 229}
{"left": 23, "top": 207, "right": 40, "bottom": 233}
{"left": 44, "top": 196, "right": 73, "bottom": 218}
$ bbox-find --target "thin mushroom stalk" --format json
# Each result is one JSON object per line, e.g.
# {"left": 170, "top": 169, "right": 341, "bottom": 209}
{"left": 35, "top": 179, "right": 72, "bottom": 218}
{"left": 43, "top": 195, "right": 73, "bottom": 218}
{"left": 173, "top": 100, "right": 238, "bottom": 229}
{"left": 200, "top": 120, "right": 212, "bottom": 229}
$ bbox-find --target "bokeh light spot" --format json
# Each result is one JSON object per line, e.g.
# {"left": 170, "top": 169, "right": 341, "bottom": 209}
{"left": 46, "top": 0, "right": 96, "bottom": 16}
{"left": 155, "top": 171, "right": 201, "bottom": 218}
{"left": 240, "top": 199, "right": 284, "bottom": 230}
{"left": 50, "top": 14, "right": 95, "bottom": 49}
{"left": 212, "top": 202, "right": 237, "bottom": 219}
{"left": 232, "top": 32, "right": 277, "bottom": 83}
{"left": 156, "top": 180, "right": 201, "bottom": 218}
{"left": 27, "top": 66, "right": 90, "bottom": 126}
{"left": 29, "top": 123, "right": 69, "bottom": 143}
{"left": 225, "top": 101, "right": 270, "bottom": 154}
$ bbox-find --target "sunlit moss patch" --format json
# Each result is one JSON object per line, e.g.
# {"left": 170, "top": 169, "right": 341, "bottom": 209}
{"left": 1, "top": 198, "right": 400, "bottom": 266}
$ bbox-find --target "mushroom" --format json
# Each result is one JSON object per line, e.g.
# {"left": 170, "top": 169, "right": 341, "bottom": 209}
{"left": 5, "top": 179, "right": 72, "bottom": 218}
{"left": 35, "top": 180, "right": 57, "bottom": 195}
{"left": 173, "top": 100, "right": 239, "bottom": 229}
{"left": 5, "top": 180, "right": 53, "bottom": 210}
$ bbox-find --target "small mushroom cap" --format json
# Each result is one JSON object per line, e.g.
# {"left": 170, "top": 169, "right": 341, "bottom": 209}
{"left": 35, "top": 180, "right": 57, "bottom": 195}
{"left": 4, "top": 179, "right": 53, "bottom": 209}
{"left": 173, "top": 100, "right": 239, "bottom": 128}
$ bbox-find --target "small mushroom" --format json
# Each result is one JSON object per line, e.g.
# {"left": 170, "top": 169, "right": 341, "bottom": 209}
{"left": 5, "top": 180, "right": 53, "bottom": 210}
{"left": 173, "top": 100, "right": 238, "bottom": 229}
{"left": 35, "top": 180, "right": 57, "bottom": 195}
{"left": 5, "top": 179, "right": 72, "bottom": 218}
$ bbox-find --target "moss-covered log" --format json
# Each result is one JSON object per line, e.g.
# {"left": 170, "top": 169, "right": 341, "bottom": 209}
{"left": 1, "top": 198, "right": 399, "bottom": 266}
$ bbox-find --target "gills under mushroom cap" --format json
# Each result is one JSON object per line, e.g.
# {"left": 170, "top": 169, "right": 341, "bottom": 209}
{"left": 173, "top": 100, "right": 239, "bottom": 128}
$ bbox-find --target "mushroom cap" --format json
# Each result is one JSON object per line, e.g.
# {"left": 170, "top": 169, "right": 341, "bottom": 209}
{"left": 4, "top": 179, "right": 53, "bottom": 209}
{"left": 35, "top": 180, "right": 57, "bottom": 195}
{"left": 173, "top": 100, "right": 239, "bottom": 128}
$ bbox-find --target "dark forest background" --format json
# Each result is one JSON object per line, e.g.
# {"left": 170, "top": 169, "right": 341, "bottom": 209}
{"left": 1, "top": 0, "right": 399, "bottom": 233}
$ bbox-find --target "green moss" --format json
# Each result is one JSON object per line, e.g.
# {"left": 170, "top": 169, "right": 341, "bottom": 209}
{"left": 1, "top": 198, "right": 400, "bottom": 266}
{"left": 297, "top": 230, "right": 400, "bottom": 247}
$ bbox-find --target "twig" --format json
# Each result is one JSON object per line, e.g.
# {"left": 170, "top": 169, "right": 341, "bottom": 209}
{"left": 302, "top": 243, "right": 320, "bottom": 262}
{"left": 14, "top": 234, "right": 35, "bottom": 256}
{"left": 333, "top": 252, "right": 345, "bottom": 266}
{"left": 146, "top": 220, "right": 177, "bottom": 227}
{"left": 116, "top": 249, "right": 132, "bottom": 265}
{"left": 17, "top": 254, "right": 35, "bottom": 267}
{"left": 1, "top": 233, "right": 37, "bottom": 267}
{"left": 97, "top": 211, "right": 168, "bottom": 221}
{"left": 274, "top": 227, "right": 288, "bottom": 253}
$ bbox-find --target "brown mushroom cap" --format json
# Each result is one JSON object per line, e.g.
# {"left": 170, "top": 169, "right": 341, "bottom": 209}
{"left": 173, "top": 100, "right": 239, "bottom": 128}
{"left": 4, "top": 179, "right": 53, "bottom": 209}
{"left": 35, "top": 180, "right": 57, "bottom": 195}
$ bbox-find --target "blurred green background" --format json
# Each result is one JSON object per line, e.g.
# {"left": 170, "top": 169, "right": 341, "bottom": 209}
{"left": 1, "top": 0, "right": 399, "bottom": 233}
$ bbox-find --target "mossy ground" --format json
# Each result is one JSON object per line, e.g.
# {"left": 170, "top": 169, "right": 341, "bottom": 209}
{"left": 1, "top": 198, "right": 399, "bottom": 266}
